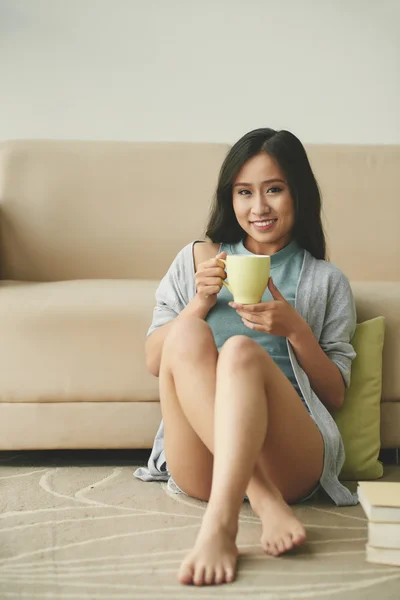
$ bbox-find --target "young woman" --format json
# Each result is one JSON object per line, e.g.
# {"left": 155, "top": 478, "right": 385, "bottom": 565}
{"left": 135, "top": 128, "right": 358, "bottom": 587}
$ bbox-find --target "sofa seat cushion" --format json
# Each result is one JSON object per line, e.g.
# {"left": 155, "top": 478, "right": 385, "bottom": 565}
{"left": 0, "top": 401, "right": 162, "bottom": 450}
{"left": 0, "top": 279, "right": 159, "bottom": 403}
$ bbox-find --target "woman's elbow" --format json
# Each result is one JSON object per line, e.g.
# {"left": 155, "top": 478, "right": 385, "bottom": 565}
{"left": 321, "top": 383, "right": 345, "bottom": 412}
{"left": 331, "top": 385, "right": 346, "bottom": 411}
{"left": 330, "top": 368, "right": 346, "bottom": 410}
{"left": 334, "top": 392, "right": 345, "bottom": 411}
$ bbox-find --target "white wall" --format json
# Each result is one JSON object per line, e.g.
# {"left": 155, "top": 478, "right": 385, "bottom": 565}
{"left": 1, "top": 0, "right": 399, "bottom": 144}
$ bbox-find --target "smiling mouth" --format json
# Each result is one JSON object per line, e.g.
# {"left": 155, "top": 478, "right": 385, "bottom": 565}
{"left": 250, "top": 219, "right": 278, "bottom": 229}
{"left": 251, "top": 219, "right": 277, "bottom": 226}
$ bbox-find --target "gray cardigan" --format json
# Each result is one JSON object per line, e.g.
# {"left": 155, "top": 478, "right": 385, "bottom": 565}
{"left": 135, "top": 241, "right": 358, "bottom": 506}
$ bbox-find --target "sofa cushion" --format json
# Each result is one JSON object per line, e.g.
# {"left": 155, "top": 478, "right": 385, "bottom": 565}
{"left": 0, "top": 279, "right": 160, "bottom": 402}
{"left": 335, "top": 317, "right": 385, "bottom": 480}
{"left": 0, "top": 401, "right": 162, "bottom": 450}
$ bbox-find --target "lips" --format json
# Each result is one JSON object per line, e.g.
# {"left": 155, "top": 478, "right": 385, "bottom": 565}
{"left": 251, "top": 218, "right": 277, "bottom": 231}
{"left": 252, "top": 219, "right": 277, "bottom": 226}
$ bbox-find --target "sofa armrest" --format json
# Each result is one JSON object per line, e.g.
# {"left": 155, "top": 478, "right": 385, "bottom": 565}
{"left": 351, "top": 282, "right": 400, "bottom": 402}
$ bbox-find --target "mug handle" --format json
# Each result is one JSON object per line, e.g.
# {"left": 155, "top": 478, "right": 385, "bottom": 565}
{"left": 219, "top": 259, "right": 233, "bottom": 295}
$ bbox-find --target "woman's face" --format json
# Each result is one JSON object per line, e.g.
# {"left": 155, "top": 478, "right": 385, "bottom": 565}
{"left": 232, "top": 152, "right": 295, "bottom": 255}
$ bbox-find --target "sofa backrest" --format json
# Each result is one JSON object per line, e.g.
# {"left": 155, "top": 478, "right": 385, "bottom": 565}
{"left": 0, "top": 140, "right": 399, "bottom": 281}
{"left": 0, "top": 140, "right": 228, "bottom": 281}
{"left": 306, "top": 144, "right": 400, "bottom": 281}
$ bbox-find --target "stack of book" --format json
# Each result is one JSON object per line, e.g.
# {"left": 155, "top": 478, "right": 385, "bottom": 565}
{"left": 358, "top": 481, "right": 400, "bottom": 566}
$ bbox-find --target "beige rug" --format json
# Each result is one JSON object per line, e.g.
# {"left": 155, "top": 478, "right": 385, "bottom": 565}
{"left": 1, "top": 451, "right": 400, "bottom": 600}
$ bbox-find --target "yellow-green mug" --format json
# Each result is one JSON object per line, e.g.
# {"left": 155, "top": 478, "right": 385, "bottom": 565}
{"left": 220, "top": 254, "right": 270, "bottom": 304}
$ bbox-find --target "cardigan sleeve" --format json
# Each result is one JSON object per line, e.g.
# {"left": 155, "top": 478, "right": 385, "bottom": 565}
{"left": 318, "top": 271, "right": 357, "bottom": 387}
{"left": 146, "top": 242, "right": 196, "bottom": 337}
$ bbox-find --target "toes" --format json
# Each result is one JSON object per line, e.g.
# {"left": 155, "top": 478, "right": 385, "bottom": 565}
{"left": 225, "top": 566, "right": 236, "bottom": 583}
{"left": 214, "top": 566, "right": 225, "bottom": 585}
{"left": 261, "top": 537, "right": 276, "bottom": 556}
{"left": 292, "top": 528, "right": 306, "bottom": 546}
{"left": 204, "top": 566, "right": 215, "bottom": 586}
{"left": 271, "top": 542, "right": 280, "bottom": 556}
{"left": 276, "top": 539, "right": 286, "bottom": 555}
{"left": 263, "top": 541, "right": 271, "bottom": 554}
{"left": 178, "top": 562, "right": 194, "bottom": 585}
{"left": 283, "top": 533, "right": 294, "bottom": 552}
{"left": 193, "top": 565, "right": 206, "bottom": 586}
{"left": 181, "top": 563, "right": 235, "bottom": 586}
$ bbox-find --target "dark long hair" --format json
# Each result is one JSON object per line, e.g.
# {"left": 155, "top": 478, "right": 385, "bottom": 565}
{"left": 205, "top": 128, "right": 326, "bottom": 260}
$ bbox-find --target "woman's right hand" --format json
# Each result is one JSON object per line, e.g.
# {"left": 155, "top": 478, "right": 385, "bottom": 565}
{"left": 195, "top": 251, "right": 227, "bottom": 308}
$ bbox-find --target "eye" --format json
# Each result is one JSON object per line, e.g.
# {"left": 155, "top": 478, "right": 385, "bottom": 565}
{"left": 238, "top": 189, "right": 251, "bottom": 196}
{"left": 267, "top": 187, "right": 282, "bottom": 194}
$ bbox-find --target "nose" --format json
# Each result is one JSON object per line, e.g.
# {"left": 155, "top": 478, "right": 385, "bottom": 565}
{"left": 251, "top": 191, "right": 270, "bottom": 217}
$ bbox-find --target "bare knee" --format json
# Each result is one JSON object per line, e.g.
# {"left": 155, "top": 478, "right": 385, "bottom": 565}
{"left": 219, "top": 335, "right": 267, "bottom": 371}
{"left": 163, "top": 317, "right": 217, "bottom": 364}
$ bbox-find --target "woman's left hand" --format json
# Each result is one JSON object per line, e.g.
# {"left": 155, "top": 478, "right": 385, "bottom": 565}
{"left": 229, "top": 278, "right": 307, "bottom": 340}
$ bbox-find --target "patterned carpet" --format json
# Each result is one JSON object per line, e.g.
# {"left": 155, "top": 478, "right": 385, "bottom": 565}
{"left": 1, "top": 451, "right": 400, "bottom": 600}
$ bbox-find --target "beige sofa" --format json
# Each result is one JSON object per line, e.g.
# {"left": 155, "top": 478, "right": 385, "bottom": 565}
{"left": 0, "top": 140, "right": 399, "bottom": 451}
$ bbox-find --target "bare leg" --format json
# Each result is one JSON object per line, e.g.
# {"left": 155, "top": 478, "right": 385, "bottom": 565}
{"left": 176, "top": 333, "right": 270, "bottom": 585}
{"left": 159, "top": 318, "right": 323, "bottom": 585}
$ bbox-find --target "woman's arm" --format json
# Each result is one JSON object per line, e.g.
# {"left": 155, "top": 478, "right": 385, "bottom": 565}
{"left": 145, "top": 295, "right": 210, "bottom": 377}
{"left": 145, "top": 241, "right": 222, "bottom": 377}
{"left": 288, "top": 323, "right": 345, "bottom": 411}
{"left": 282, "top": 270, "right": 356, "bottom": 412}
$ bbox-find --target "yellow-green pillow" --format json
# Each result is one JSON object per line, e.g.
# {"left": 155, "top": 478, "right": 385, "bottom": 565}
{"left": 335, "top": 317, "right": 385, "bottom": 480}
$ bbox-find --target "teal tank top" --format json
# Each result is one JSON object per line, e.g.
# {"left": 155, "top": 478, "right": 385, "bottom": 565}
{"left": 205, "top": 238, "right": 305, "bottom": 397}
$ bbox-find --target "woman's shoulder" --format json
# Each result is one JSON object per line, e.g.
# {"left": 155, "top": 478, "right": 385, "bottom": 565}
{"left": 300, "top": 253, "right": 355, "bottom": 327}
{"left": 303, "top": 252, "right": 353, "bottom": 301}
{"left": 168, "top": 240, "right": 220, "bottom": 275}
{"left": 304, "top": 252, "right": 350, "bottom": 283}
{"left": 192, "top": 240, "right": 220, "bottom": 271}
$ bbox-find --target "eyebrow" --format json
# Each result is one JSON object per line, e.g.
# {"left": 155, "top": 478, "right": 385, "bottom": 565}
{"left": 233, "top": 178, "right": 285, "bottom": 187}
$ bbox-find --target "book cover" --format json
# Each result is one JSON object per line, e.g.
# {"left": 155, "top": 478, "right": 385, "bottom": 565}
{"left": 357, "top": 482, "right": 400, "bottom": 523}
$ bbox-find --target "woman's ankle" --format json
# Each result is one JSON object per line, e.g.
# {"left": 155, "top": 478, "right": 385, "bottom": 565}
{"left": 203, "top": 500, "right": 240, "bottom": 534}
{"left": 247, "top": 480, "right": 284, "bottom": 515}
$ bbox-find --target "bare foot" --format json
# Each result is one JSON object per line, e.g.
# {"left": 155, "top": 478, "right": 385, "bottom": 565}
{"left": 252, "top": 492, "right": 306, "bottom": 556}
{"left": 178, "top": 510, "right": 239, "bottom": 586}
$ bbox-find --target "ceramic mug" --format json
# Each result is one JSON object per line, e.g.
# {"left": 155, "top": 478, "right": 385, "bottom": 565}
{"left": 220, "top": 254, "right": 270, "bottom": 304}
